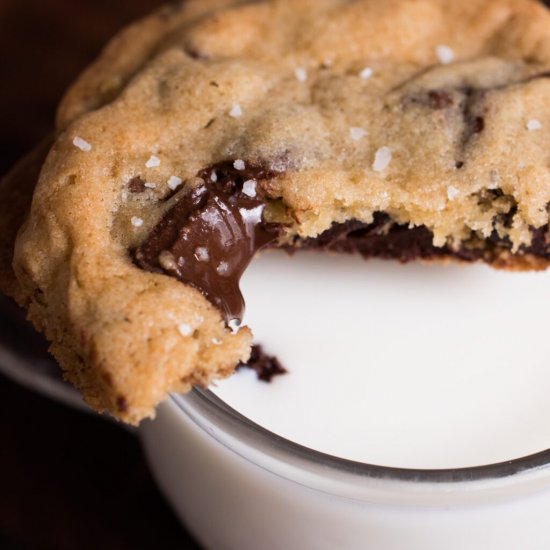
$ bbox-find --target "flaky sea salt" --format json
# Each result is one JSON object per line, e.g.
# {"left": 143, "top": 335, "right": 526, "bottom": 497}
{"left": 295, "top": 67, "right": 308, "bottom": 82}
{"left": 177, "top": 323, "right": 193, "bottom": 337}
{"left": 242, "top": 179, "right": 257, "bottom": 197}
{"left": 168, "top": 175, "right": 183, "bottom": 190}
{"left": 200, "top": 207, "right": 222, "bottom": 225}
{"left": 359, "top": 67, "right": 373, "bottom": 80}
{"left": 217, "top": 261, "right": 229, "bottom": 275}
{"left": 234, "top": 159, "right": 246, "bottom": 171}
{"left": 239, "top": 205, "right": 264, "bottom": 224}
{"left": 131, "top": 216, "right": 144, "bottom": 228}
{"left": 158, "top": 251, "right": 178, "bottom": 271}
{"left": 436, "top": 45, "right": 454, "bottom": 65}
{"left": 350, "top": 127, "right": 367, "bottom": 141}
{"left": 372, "top": 147, "right": 392, "bottom": 172}
{"left": 447, "top": 185, "right": 460, "bottom": 200}
{"left": 229, "top": 104, "right": 243, "bottom": 118}
{"left": 144, "top": 182, "right": 157, "bottom": 189}
{"left": 527, "top": 119, "right": 542, "bottom": 131}
{"left": 145, "top": 155, "right": 161, "bottom": 168}
{"left": 195, "top": 247, "right": 210, "bottom": 262}
{"left": 73, "top": 136, "right": 92, "bottom": 152}
{"left": 210, "top": 171, "right": 218, "bottom": 182}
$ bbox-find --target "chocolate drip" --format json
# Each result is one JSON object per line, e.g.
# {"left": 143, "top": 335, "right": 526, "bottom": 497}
{"left": 135, "top": 161, "right": 280, "bottom": 324}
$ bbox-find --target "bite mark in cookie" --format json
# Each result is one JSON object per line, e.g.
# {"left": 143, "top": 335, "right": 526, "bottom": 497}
{"left": 135, "top": 161, "right": 281, "bottom": 324}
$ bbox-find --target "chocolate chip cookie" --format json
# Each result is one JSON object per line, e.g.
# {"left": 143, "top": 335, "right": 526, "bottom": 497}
{"left": 4, "top": 0, "right": 550, "bottom": 423}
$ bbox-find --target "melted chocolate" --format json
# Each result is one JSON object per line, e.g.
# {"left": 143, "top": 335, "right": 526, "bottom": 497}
{"left": 237, "top": 345, "right": 288, "bottom": 382}
{"left": 135, "top": 161, "right": 280, "bottom": 324}
{"left": 291, "top": 213, "right": 550, "bottom": 264}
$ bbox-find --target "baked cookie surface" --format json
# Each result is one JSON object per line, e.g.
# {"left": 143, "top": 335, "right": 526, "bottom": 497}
{"left": 8, "top": 0, "right": 550, "bottom": 423}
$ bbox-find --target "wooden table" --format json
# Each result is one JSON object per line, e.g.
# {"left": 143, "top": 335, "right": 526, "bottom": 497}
{"left": 0, "top": 2, "right": 200, "bottom": 548}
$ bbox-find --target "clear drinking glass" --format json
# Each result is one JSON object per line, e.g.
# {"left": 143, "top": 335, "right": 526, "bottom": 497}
{"left": 140, "top": 387, "right": 550, "bottom": 550}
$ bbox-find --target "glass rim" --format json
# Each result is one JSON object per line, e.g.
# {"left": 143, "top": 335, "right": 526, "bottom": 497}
{"left": 171, "top": 386, "right": 550, "bottom": 485}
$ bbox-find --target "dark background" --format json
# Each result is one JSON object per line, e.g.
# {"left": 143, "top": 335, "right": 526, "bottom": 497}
{"left": 0, "top": 1, "right": 200, "bottom": 549}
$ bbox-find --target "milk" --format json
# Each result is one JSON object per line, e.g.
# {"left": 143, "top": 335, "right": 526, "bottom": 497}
{"left": 212, "top": 251, "right": 550, "bottom": 469}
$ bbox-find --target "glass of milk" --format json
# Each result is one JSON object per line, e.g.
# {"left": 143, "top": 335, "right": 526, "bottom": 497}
{"left": 140, "top": 252, "right": 550, "bottom": 550}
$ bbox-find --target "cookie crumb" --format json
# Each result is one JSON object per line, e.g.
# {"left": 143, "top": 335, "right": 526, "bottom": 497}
{"left": 131, "top": 216, "right": 144, "bottom": 228}
{"left": 73, "top": 136, "right": 92, "bottom": 152}
{"left": 237, "top": 345, "right": 288, "bottom": 383}
{"left": 350, "top": 127, "right": 367, "bottom": 141}
{"left": 242, "top": 179, "right": 257, "bottom": 197}
{"left": 295, "top": 67, "right": 308, "bottom": 82}
{"left": 168, "top": 175, "right": 183, "bottom": 190}
{"left": 233, "top": 159, "right": 246, "bottom": 170}
{"left": 177, "top": 323, "right": 193, "bottom": 336}
{"left": 447, "top": 185, "right": 460, "bottom": 200}
{"left": 372, "top": 147, "right": 392, "bottom": 172}
{"left": 359, "top": 67, "right": 373, "bottom": 80}
{"left": 229, "top": 103, "right": 243, "bottom": 118}
{"left": 145, "top": 155, "right": 161, "bottom": 168}
{"left": 527, "top": 119, "right": 542, "bottom": 131}
{"left": 436, "top": 45, "right": 454, "bottom": 65}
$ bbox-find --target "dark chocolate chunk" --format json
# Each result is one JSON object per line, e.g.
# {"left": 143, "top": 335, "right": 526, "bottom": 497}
{"left": 290, "top": 213, "right": 550, "bottom": 264}
{"left": 237, "top": 345, "right": 288, "bottom": 383}
{"left": 135, "top": 161, "right": 281, "bottom": 324}
{"left": 128, "top": 176, "right": 146, "bottom": 193}
{"left": 459, "top": 87, "right": 485, "bottom": 148}
{"left": 427, "top": 90, "right": 454, "bottom": 109}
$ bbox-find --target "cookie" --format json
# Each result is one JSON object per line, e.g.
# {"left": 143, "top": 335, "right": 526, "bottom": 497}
{"left": 7, "top": 0, "right": 550, "bottom": 423}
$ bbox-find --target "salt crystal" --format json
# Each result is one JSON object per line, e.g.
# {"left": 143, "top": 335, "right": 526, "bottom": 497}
{"left": 350, "top": 127, "right": 367, "bottom": 141}
{"left": 131, "top": 216, "right": 144, "bottom": 228}
{"left": 144, "top": 182, "right": 157, "bottom": 189}
{"left": 295, "top": 67, "right": 308, "bottom": 82}
{"left": 168, "top": 175, "right": 183, "bottom": 190}
{"left": 178, "top": 323, "right": 192, "bottom": 337}
{"left": 239, "top": 205, "right": 264, "bottom": 224}
{"left": 372, "top": 147, "right": 392, "bottom": 172}
{"left": 145, "top": 155, "right": 161, "bottom": 168}
{"left": 233, "top": 159, "right": 246, "bottom": 171}
{"left": 217, "top": 261, "right": 229, "bottom": 275}
{"left": 447, "top": 185, "right": 460, "bottom": 200}
{"left": 229, "top": 104, "right": 243, "bottom": 118}
{"left": 195, "top": 247, "right": 210, "bottom": 262}
{"left": 73, "top": 136, "right": 92, "bottom": 152}
{"left": 242, "top": 179, "right": 257, "bottom": 197}
{"left": 436, "top": 45, "right": 454, "bottom": 65}
{"left": 527, "top": 119, "right": 542, "bottom": 131}
{"left": 359, "top": 67, "right": 373, "bottom": 80}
